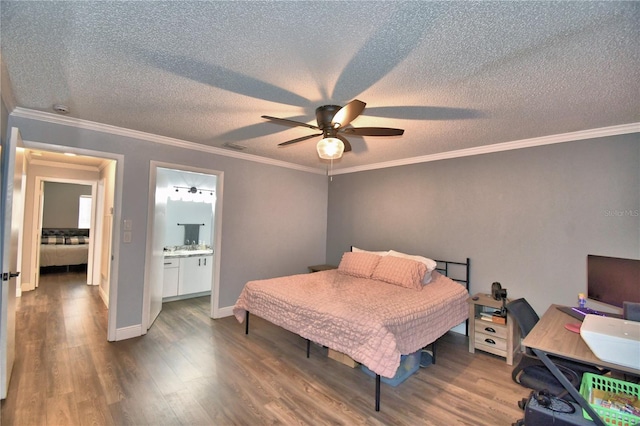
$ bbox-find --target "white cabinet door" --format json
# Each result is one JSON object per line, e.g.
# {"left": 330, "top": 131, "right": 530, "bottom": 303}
{"left": 179, "top": 255, "right": 213, "bottom": 295}
{"left": 162, "top": 260, "right": 180, "bottom": 298}
{"left": 199, "top": 255, "right": 213, "bottom": 293}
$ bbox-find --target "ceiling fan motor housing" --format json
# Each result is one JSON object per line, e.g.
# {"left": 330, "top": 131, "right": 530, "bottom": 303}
{"left": 315, "top": 105, "right": 342, "bottom": 130}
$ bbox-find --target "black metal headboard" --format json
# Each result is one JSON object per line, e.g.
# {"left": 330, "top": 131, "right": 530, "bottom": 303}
{"left": 434, "top": 258, "right": 470, "bottom": 291}
{"left": 434, "top": 258, "right": 471, "bottom": 336}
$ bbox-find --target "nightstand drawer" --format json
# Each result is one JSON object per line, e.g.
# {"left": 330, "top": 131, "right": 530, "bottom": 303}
{"left": 475, "top": 333, "right": 508, "bottom": 352}
{"left": 474, "top": 321, "right": 507, "bottom": 339}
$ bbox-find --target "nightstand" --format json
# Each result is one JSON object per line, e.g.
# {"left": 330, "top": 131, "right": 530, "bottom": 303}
{"left": 307, "top": 264, "right": 337, "bottom": 273}
{"left": 468, "top": 292, "right": 520, "bottom": 365}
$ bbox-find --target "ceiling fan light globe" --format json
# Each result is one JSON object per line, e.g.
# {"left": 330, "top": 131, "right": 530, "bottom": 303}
{"left": 317, "top": 137, "right": 344, "bottom": 160}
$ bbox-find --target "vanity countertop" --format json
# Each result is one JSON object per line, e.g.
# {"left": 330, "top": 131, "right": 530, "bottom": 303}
{"left": 164, "top": 249, "right": 213, "bottom": 258}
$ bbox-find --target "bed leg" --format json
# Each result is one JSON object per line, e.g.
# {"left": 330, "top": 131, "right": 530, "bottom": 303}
{"left": 431, "top": 339, "right": 437, "bottom": 364}
{"left": 375, "top": 375, "right": 381, "bottom": 411}
{"left": 306, "top": 339, "right": 310, "bottom": 358}
{"left": 245, "top": 311, "right": 249, "bottom": 335}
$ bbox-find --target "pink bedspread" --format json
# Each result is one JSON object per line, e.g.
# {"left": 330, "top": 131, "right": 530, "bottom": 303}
{"left": 233, "top": 270, "right": 469, "bottom": 378}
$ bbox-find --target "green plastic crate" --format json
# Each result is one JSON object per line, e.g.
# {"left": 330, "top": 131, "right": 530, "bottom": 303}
{"left": 579, "top": 373, "right": 640, "bottom": 425}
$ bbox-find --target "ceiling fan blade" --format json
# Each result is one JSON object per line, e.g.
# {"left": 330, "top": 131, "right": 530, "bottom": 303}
{"left": 331, "top": 99, "right": 366, "bottom": 129}
{"left": 341, "top": 127, "right": 404, "bottom": 136}
{"left": 262, "top": 115, "right": 319, "bottom": 130}
{"left": 278, "top": 133, "right": 323, "bottom": 146}
{"left": 336, "top": 134, "right": 352, "bottom": 153}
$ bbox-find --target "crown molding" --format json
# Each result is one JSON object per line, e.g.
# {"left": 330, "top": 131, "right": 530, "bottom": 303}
{"left": 331, "top": 122, "right": 640, "bottom": 175}
{"left": 11, "top": 108, "right": 638, "bottom": 177}
{"left": 10, "top": 107, "right": 325, "bottom": 175}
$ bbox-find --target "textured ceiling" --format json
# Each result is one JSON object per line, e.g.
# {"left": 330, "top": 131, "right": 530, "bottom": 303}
{"left": 1, "top": 1, "right": 638, "bottom": 170}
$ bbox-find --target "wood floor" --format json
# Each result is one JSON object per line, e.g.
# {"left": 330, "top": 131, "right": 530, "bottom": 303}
{"left": 1, "top": 272, "right": 531, "bottom": 425}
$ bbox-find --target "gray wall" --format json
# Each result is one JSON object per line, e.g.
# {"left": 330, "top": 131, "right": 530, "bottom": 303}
{"left": 42, "top": 182, "right": 92, "bottom": 228}
{"left": 327, "top": 134, "right": 639, "bottom": 315}
{"left": 9, "top": 115, "right": 328, "bottom": 329}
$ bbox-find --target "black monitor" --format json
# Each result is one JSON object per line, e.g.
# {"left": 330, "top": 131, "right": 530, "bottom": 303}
{"left": 587, "top": 255, "right": 640, "bottom": 309}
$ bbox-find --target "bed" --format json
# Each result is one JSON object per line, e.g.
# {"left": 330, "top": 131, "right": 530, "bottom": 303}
{"left": 40, "top": 228, "right": 90, "bottom": 269}
{"left": 233, "top": 248, "right": 470, "bottom": 411}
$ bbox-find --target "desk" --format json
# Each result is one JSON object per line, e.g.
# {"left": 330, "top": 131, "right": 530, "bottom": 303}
{"left": 522, "top": 304, "right": 640, "bottom": 426}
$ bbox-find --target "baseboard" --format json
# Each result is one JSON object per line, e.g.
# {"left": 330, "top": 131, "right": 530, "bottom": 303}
{"left": 98, "top": 284, "right": 109, "bottom": 308}
{"left": 216, "top": 305, "right": 235, "bottom": 318}
{"left": 114, "top": 324, "right": 144, "bottom": 341}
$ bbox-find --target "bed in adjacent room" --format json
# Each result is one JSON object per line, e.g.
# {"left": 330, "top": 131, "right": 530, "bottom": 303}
{"left": 233, "top": 248, "right": 470, "bottom": 411}
{"left": 40, "top": 228, "right": 90, "bottom": 269}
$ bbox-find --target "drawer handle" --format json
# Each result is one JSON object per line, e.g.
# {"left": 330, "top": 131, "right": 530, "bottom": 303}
{"left": 484, "top": 338, "right": 496, "bottom": 345}
{"left": 164, "top": 262, "right": 172, "bottom": 265}
{"left": 484, "top": 327, "right": 496, "bottom": 333}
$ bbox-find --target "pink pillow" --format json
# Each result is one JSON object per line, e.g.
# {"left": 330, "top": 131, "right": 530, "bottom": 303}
{"left": 371, "top": 255, "right": 427, "bottom": 290}
{"left": 338, "top": 252, "right": 381, "bottom": 278}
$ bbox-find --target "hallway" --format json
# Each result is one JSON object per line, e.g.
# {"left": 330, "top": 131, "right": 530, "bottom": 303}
{"left": 1, "top": 272, "right": 110, "bottom": 424}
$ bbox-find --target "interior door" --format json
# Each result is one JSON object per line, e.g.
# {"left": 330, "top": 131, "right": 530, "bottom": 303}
{"left": 92, "top": 179, "right": 105, "bottom": 287}
{"left": 0, "top": 127, "right": 24, "bottom": 399}
{"left": 146, "top": 168, "right": 166, "bottom": 329}
{"left": 33, "top": 180, "right": 44, "bottom": 289}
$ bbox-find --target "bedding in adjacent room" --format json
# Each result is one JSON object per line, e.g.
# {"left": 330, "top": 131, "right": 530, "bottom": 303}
{"left": 39, "top": 228, "right": 90, "bottom": 267}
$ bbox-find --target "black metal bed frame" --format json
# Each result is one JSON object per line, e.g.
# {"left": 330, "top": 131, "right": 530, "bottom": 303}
{"left": 434, "top": 257, "right": 471, "bottom": 337}
{"left": 243, "top": 257, "right": 471, "bottom": 412}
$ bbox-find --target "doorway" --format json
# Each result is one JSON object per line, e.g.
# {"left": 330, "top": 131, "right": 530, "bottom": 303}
{"left": 30, "top": 179, "right": 96, "bottom": 290}
{"left": 143, "top": 161, "right": 223, "bottom": 330}
{"left": 18, "top": 145, "right": 122, "bottom": 342}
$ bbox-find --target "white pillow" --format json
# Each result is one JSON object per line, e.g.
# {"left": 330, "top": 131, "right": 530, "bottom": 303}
{"left": 387, "top": 250, "right": 437, "bottom": 284}
{"left": 351, "top": 246, "right": 389, "bottom": 256}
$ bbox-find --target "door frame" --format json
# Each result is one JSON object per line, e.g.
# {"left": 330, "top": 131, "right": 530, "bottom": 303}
{"left": 19, "top": 140, "right": 123, "bottom": 342}
{"left": 143, "top": 161, "right": 224, "bottom": 330}
{"left": 30, "top": 177, "right": 98, "bottom": 289}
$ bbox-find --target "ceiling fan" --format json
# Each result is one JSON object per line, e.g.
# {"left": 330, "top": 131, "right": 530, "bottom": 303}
{"left": 261, "top": 99, "right": 404, "bottom": 159}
